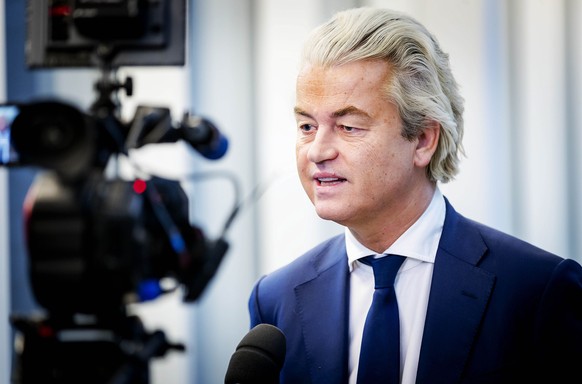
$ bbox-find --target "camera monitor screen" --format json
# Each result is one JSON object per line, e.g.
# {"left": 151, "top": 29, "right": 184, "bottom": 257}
{"left": 26, "top": 0, "right": 186, "bottom": 68}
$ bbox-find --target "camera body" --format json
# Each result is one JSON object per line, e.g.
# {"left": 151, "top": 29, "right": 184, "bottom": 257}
{"left": 25, "top": 172, "right": 207, "bottom": 316}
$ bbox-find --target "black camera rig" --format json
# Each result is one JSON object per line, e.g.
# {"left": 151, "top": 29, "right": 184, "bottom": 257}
{"left": 2, "top": 1, "right": 235, "bottom": 383}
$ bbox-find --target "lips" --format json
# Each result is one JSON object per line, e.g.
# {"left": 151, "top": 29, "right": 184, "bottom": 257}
{"left": 314, "top": 173, "right": 346, "bottom": 186}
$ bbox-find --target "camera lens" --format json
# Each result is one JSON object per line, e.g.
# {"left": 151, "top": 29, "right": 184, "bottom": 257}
{"left": 11, "top": 101, "right": 96, "bottom": 179}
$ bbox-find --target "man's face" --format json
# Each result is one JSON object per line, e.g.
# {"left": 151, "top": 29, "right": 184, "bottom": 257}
{"left": 295, "top": 59, "right": 430, "bottom": 232}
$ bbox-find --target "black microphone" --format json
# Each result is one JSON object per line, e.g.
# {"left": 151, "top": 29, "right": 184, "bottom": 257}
{"left": 180, "top": 112, "right": 228, "bottom": 160}
{"left": 224, "top": 324, "right": 286, "bottom": 384}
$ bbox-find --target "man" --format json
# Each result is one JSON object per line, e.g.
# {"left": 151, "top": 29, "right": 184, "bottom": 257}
{"left": 248, "top": 7, "right": 582, "bottom": 384}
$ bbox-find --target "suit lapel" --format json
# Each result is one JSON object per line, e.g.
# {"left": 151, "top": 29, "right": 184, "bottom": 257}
{"left": 416, "top": 200, "right": 496, "bottom": 384}
{"left": 294, "top": 236, "right": 350, "bottom": 384}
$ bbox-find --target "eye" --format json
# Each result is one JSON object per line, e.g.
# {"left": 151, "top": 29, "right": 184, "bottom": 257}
{"left": 339, "top": 125, "right": 356, "bottom": 132}
{"left": 299, "top": 123, "right": 316, "bottom": 133}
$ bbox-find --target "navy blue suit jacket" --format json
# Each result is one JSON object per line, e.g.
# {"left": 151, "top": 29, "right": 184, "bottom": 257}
{"left": 249, "top": 199, "right": 582, "bottom": 383}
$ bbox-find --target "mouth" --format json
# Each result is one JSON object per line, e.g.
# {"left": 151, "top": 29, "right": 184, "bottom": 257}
{"left": 315, "top": 176, "right": 347, "bottom": 186}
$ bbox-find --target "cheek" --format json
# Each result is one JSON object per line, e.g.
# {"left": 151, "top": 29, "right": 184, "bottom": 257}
{"left": 361, "top": 144, "right": 411, "bottom": 183}
{"left": 355, "top": 141, "right": 392, "bottom": 171}
{"left": 297, "top": 167, "right": 314, "bottom": 201}
{"left": 296, "top": 136, "right": 308, "bottom": 155}
{"left": 295, "top": 144, "right": 307, "bottom": 169}
{"left": 295, "top": 147, "right": 311, "bottom": 183}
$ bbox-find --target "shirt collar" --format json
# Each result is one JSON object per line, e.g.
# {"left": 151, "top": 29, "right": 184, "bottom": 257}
{"left": 346, "top": 188, "right": 446, "bottom": 272}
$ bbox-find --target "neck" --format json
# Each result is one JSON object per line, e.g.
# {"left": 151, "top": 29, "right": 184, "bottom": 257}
{"left": 349, "top": 183, "right": 436, "bottom": 253}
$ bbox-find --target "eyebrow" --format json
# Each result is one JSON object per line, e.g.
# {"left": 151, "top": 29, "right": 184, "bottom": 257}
{"left": 294, "top": 105, "right": 372, "bottom": 120}
{"left": 331, "top": 106, "right": 372, "bottom": 119}
{"left": 294, "top": 106, "right": 310, "bottom": 117}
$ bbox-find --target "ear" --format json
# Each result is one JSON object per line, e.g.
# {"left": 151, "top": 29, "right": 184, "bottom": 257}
{"left": 413, "top": 120, "right": 440, "bottom": 168}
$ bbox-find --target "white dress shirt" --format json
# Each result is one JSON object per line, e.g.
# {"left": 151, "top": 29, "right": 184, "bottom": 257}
{"left": 346, "top": 188, "right": 446, "bottom": 384}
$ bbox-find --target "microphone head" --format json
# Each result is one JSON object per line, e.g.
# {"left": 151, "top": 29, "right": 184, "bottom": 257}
{"left": 180, "top": 115, "right": 229, "bottom": 160}
{"left": 224, "top": 323, "right": 286, "bottom": 384}
{"left": 198, "top": 133, "right": 228, "bottom": 160}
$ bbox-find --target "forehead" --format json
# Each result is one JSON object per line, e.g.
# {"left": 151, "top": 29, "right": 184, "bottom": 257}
{"left": 297, "top": 60, "right": 391, "bottom": 95}
{"left": 295, "top": 60, "right": 394, "bottom": 116}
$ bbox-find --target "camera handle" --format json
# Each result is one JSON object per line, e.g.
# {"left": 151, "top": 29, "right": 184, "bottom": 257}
{"left": 91, "top": 66, "right": 133, "bottom": 119}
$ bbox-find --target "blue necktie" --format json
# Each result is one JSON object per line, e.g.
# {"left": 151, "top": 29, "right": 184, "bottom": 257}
{"left": 357, "top": 255, "right": 406, "bottom": 384}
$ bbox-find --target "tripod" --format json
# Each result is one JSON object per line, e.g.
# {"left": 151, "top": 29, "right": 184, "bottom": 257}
{"left": 11, "top": 311, "right": 185, "bottom": 384}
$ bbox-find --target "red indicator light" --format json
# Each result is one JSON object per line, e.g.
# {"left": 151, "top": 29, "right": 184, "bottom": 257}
{"left": 50, "top": 5, "right": 72, "bottom": 17}
{"left": 133, "top": 179, "right": 147, "bottom": 194}
{"left": 38, "top": 325, "right": 54, "bottom": 338}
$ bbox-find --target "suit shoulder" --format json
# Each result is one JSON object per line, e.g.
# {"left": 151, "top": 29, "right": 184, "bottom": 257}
{"left": 442, "top": 199, "right": 569, "bottom": 271}
{"left": 259, "top": 234, "right": 345, "bottom": 289}
{"left": 454, "top": 210, "right": 571, "bottom": 276}
{"left": 445, "top": 199, "right": 556, "bottom": 254}
{"left": 249, "top": 234, "right": 346, "bottom": 324}
{"left": 468, "top": 216, "right": 558, "bottom": 259}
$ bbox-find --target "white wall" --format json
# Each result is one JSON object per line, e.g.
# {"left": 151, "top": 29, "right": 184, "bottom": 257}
{"left": 182, "top": 1, "right": 257, "bottom": 382}
{"left": 570, "top": 0, "right": 582, "bottom": 259}
{"left": 508, "top": 0, "right": 570, "bottom": 256}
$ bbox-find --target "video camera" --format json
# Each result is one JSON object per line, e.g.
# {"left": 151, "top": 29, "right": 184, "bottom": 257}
{"left": 2, "top": 1, "right": 233, "bottom": 383}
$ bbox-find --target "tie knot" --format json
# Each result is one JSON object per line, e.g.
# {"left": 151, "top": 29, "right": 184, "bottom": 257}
{"left": 361, "top": 255, "right": 406, "bottom": 289}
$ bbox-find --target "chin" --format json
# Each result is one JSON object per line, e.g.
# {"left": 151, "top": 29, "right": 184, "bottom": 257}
{"left": 314, "top": 205, "right": 347, "bottom": 224}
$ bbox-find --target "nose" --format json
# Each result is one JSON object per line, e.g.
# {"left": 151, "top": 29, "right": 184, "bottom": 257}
{"left": 307, "top": 127, "right": 338, "bottom": 163}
